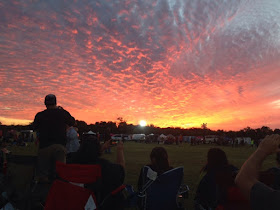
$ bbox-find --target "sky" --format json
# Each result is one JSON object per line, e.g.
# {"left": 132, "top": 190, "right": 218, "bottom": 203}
{"left": 1, "top": 0, "right": 280, "bottom": 131}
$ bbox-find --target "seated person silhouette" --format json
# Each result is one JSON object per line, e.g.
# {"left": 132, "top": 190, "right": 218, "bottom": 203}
{"left": 195, "top": 148, "right": 242, "bottom": 210}
{"left": 68, "top": 135, "right": 125, "bottom": 210}
{"left": 137, "top": 147, "right": 187, "bottom": 210}
{"left": 138, "top": 147, "right": 173, "bottom": 191}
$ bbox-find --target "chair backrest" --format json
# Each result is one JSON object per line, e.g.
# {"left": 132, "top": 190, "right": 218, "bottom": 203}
{"left": 44, "top": 180, "right": 97, "bottom": 210}
{"left": 55, "top": 161, "right": 101, "bottom": 184}
{"left": 44, "top": 162, "right": 102, "bottom": 210}
{"left": 140, "top": 166, "right": 184, "bottom": 210}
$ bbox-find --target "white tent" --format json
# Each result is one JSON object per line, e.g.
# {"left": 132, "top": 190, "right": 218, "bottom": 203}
{"left": 86, "top": 131, "right": 96, "bottom": 135}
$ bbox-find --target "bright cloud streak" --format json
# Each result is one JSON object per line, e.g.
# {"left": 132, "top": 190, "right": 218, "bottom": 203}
{"left": 0, "top": 0, "right": 280, "bottom": 130}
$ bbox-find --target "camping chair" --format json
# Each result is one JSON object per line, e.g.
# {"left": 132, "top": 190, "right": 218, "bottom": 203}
{"left": 44, "top": 161, "right": 101, "bottom": 210}
{"left": 138, "top": 166, "right": 189, "bottom": 210}
{"left": 44, "top": 161, "right": 128, "bottom": 210}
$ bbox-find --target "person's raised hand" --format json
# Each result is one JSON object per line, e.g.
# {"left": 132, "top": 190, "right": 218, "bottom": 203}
{"left": 257, "top": 134, "right": 280, "bottom": 157}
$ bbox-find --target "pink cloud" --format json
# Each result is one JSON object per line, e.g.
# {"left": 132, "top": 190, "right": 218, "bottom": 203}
{"left": 0, "top": 0, "right": 280, "bottom": 130}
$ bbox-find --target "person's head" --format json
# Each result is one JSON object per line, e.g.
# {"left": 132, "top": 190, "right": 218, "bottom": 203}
{"left": 204, "top": 148, "right": 228, "bottom": 172}
{"left": 150, "top": 147, "right": 170, "bottom": 174}
{"left": 44, "top": 94, "right": 57, "bottom": 109}
{"left": 76, "top": 135, "right": 101, "bottom": 164}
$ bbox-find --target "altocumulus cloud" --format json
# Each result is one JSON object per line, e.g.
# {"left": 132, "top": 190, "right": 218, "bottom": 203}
{"left": 0, "top": 0, "right": 280, "bottom": 130}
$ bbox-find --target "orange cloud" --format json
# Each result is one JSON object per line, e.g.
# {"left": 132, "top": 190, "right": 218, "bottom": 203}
{"left": 1, "top": 0, "right": 280, "bottom": 131}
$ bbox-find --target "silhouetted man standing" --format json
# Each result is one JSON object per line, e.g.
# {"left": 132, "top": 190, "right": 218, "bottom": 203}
{"left": 34, "top": 94, "right": 75, "bottom": 181}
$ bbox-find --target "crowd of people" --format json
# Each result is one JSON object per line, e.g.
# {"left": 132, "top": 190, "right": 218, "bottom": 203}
{"left": 2, "top": 94, "right": 280, "bottom": 210}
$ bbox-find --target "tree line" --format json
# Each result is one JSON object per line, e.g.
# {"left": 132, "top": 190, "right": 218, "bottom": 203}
{"left": 1, "top": 119, "right": 280, "bottom": 140}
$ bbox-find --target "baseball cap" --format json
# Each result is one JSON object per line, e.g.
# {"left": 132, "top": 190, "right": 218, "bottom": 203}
{"left": 44, "top": 94, "right": 57, "bottom": 106}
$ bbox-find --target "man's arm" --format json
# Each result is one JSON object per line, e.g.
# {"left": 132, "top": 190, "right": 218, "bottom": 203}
{"left": 235, "top": 148, "right": 268, "bottom": 199}
{"left": 235, "top": 134, "right": 280, "bottom": 199}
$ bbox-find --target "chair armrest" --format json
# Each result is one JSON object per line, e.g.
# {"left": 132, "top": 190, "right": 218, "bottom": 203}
{"left": 177, "top": 185, "right": 190, "bottom": 209}
{"left": 178, "top": 184, "right": 190, "bottom": 199}
{"left": 111, "top": 184, "right": 126, "bottom": 195}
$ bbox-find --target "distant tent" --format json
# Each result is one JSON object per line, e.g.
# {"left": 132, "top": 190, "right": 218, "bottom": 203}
{"left": 81, "top": 131, "right": 97, "bottom": 141}
{"left": 87, "top": 131, "right": 96, "bottom": 135}
{"left": 158, "top": 134, "right": 167, "bottom": 141}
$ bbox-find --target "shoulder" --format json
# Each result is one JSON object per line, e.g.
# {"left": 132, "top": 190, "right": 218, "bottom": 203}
{"left": 35, "top": 110, "right": 46, "bottom": 116}
{"left": 62, "top": 108, "right": 70, "bottom": 114}
{"left": 251, "top": 182, "right": 280, "bottom": 210}
{"left": 34, "top": 110, "right": 48, "bottom": 120}
{"left": 61, "top": 109, "right": 75, "bottom": 122}
{"left": 61, "top": 108, "right": 72, "bottom": 116}
{"left": 54, "top": 109, "right": 72, "bottom": 119}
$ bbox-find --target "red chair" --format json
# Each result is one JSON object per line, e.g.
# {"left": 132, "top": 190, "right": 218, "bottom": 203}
{"left": 216, "top": 186, "right": 250, "bottom": 210}
{"left": 44, "top": 161, "right": 102, "bottom": 210}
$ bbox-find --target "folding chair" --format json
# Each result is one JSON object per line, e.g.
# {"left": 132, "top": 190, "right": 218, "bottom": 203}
{"left": 139, "top": 166, "right": 189, "bottom": 210}
{"left": 44, "top": 161, "right": 101, "bottom": 210}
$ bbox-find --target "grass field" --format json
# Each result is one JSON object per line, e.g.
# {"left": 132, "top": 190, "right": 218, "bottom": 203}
{"left": 104, "top": 142, "right": 276, "bottom": 209}
{"left": 8, "top": 142, "right": 277, "bottom": 209}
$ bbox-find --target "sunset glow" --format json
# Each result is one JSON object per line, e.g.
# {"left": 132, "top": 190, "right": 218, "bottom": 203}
{"left": 1, "top": 0, "right": 280, "bottom": 130}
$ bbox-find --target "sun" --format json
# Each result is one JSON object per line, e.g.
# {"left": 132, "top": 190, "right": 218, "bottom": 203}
{"left": 139, "top": 120, "right": 147, "bottom": 127}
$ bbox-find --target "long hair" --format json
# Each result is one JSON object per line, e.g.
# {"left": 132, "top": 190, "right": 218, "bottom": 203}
{"left": 202, "top": 148, "right": 237, "bottom": 192}
{"left": 202, "top": 148, "right": 229, "bottom": 173}
{"left": 150, "top": 147, "right": 170, "bottom": 174}
{"left": 75, "top": 135, "right": 101, "bottom": 164}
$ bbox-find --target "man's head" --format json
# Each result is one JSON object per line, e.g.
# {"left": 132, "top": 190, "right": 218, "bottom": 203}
{"left": 44, "top": 94, "right": 57, "bottom": 108}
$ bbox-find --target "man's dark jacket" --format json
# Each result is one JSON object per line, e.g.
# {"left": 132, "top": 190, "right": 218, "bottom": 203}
{"left": 34, "top": 108, "right": 75, "bottom": 149}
